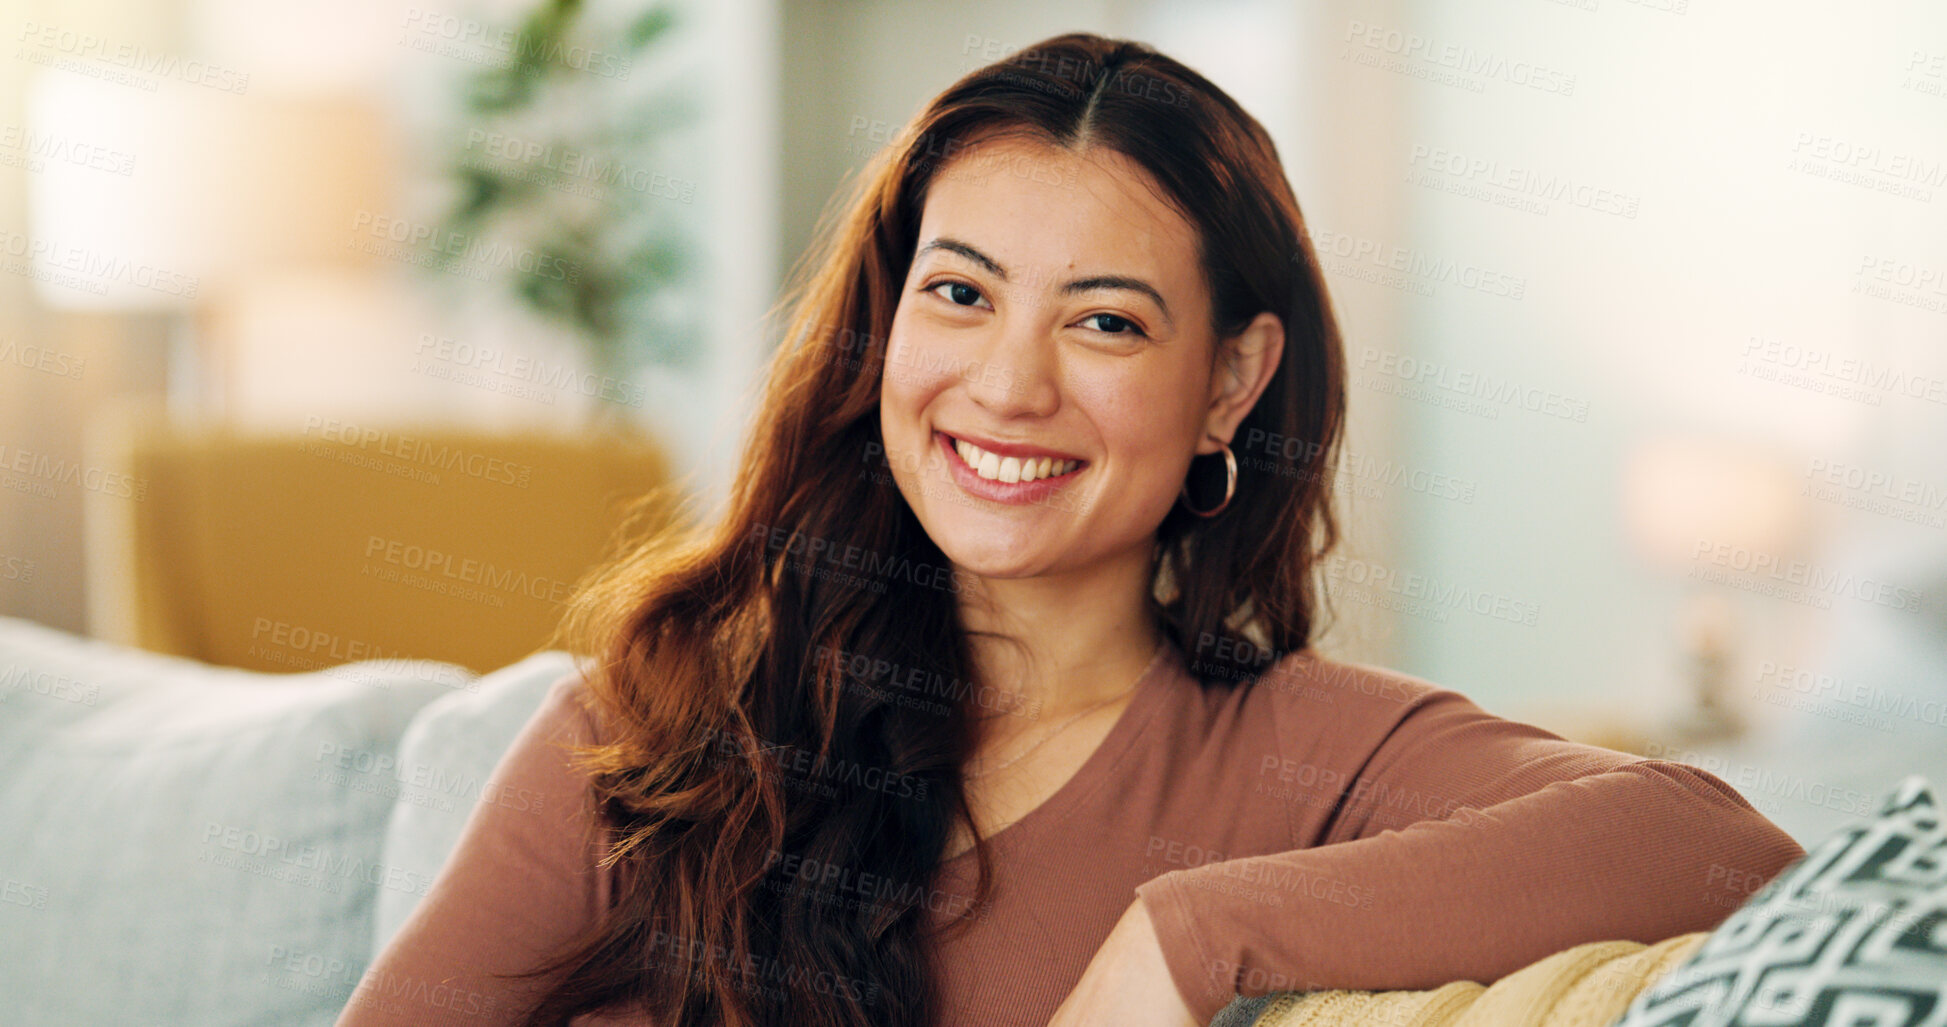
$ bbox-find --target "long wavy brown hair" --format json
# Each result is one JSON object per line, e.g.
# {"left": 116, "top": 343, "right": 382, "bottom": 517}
{"left": 511, "top": 31, "right": 1348, "bottom": 1027}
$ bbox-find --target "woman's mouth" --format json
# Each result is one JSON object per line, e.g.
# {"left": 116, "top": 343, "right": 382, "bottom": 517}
{"left": 933, "top": 430, "right": 1087, "bottom": 505}
{"left": 946, "top": 434, "right": 1083, "bottom": 483}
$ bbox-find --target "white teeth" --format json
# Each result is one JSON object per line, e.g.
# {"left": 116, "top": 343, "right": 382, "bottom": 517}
{"left": 951, "top": 436, "right": 1080, "bottom": 483}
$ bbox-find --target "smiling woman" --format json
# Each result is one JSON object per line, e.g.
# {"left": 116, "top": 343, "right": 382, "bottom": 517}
{"left": 334, "top": 31, "right": 1805, "bottom": 1027}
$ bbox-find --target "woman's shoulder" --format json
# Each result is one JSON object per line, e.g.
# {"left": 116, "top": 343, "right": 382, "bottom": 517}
{"left": 1181, "top": 637, "right": 1449, "bottom": 706}
{"left": 486, "top": 664, "right": 623, "bottom": 841}
{"left": 1262, "top": 648, "right": 1447, "bottom": 703}
{"left": 1213, "top": 643, "right": 1472, "bottom": 734}
{"left": 511, "top": 661, "right": 615, "bottom": 757}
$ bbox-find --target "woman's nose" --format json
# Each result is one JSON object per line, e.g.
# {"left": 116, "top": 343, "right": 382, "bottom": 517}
{"left": 966, "top": 308, "right": 1060, "bottom": 417}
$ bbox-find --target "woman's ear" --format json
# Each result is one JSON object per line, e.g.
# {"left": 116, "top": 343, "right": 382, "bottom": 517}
{"left": 1200, "top": 312, "right": 1284, "bottom": 451}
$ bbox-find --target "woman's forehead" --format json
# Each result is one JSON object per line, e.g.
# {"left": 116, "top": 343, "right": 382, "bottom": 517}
{"left": 914, "top": 136, "right": 1205, "bottom": 305}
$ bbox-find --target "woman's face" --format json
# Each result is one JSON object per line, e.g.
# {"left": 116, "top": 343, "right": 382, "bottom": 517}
{"left": 876, "top": 134, "right": 1278, "bottom": 584}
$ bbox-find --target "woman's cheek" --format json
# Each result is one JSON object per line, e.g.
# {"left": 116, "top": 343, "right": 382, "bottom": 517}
{"left": 882, "top": 327, "right": 971, "bottom": 397}
{"left": 875, "top": 346, "right": 946, "bottom": 484}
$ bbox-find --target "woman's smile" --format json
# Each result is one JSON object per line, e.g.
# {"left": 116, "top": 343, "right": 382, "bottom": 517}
{"left": 934, "top": 428, "right": 1089, "bottom": 506}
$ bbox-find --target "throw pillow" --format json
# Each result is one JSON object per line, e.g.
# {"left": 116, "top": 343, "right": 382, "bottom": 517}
{"left": 1609, "top": 774, "right": 1945, "bottom": 1026}
{"left": 370, "top": 650, "right": 585, "bottom": 952}
{"left": 0, "top": 615, "right": 473, "bottom": 1027}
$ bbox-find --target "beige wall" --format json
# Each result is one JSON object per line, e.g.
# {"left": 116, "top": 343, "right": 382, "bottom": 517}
{"left": 0, "top": 0, "right": 184, "bottom": 632}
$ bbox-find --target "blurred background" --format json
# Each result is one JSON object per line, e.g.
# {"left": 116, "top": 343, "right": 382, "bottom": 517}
{"left": 1, "top": 0, "right": 1943, "bottom": 847}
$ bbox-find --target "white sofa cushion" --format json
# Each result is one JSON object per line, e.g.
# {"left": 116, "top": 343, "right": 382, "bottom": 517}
{"left": 370, "top": 649, "right": 585, "bottom": 952}
{"left": 0, "top": 616, "right": 473, "bottom": 1027}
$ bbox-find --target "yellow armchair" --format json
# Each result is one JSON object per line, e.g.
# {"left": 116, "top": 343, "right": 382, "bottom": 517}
{"left": 83, "top": 400, "right": 685, "bottom": 675}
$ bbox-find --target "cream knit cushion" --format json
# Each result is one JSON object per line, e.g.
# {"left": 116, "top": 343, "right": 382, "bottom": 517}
{"left": 1247, "top": 932, "right": 1709, "bottom": 1027}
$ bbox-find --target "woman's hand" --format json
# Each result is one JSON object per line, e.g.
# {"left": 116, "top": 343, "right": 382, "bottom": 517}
{"left": 1046, "top": 897, "right": 1202, "bottom": 1027}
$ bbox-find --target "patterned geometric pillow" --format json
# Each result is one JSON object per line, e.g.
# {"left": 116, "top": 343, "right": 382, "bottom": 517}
{"left": 1609, "top": 774, "right": 1945, "bottom": 1026}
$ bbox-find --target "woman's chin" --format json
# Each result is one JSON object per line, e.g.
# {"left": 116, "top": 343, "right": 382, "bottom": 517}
{"left": 930, "top": 533, "right": 1065, "bottom": 583}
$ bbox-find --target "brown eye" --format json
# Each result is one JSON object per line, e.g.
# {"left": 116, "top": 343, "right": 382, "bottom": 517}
{"left": 927, "top": 281, "right": 990, "bottom": 308}
{"left": 1081, "top": 313, "right": 1145, "bottom": 337}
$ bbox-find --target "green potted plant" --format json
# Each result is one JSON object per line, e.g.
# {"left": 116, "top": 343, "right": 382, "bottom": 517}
{"left": 421, "top": 0, "right": 701, "bottom": 423}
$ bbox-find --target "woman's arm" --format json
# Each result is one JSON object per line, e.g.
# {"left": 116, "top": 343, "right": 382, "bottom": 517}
{"left": 1130, "top": 679, "right": 1806, "bottom": 1024}
{"left": 334, "top": 671, "right": 619, "bottom": 1027}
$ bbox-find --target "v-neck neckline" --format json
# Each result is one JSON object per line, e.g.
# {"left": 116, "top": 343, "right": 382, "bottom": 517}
{"left": 943, "top": 636, "right": 1181, "bottom": 866}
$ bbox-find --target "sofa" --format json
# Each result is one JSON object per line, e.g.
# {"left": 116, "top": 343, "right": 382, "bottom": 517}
{"left": 3, "top": 614, "right": 1938, "bottom": 1026}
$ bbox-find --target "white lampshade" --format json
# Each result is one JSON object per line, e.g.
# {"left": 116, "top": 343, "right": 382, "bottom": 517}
{"left": 25, "top": 72, "right": 391, "bottom": 312}
{"left": 25, "top": 74, "right": 211, "bottom": 311}
{"left": 1621, "top": 436, "right": 1808, "bottom": 573}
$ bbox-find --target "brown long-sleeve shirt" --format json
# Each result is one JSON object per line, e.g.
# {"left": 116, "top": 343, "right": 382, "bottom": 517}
{"left": 334, "top": 636, "right": 1805, "bottom": 1027}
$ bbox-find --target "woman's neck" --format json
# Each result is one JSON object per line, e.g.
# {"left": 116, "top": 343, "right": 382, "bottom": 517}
{"left": 955, "top": 543, "right": 1165, "bottom": 721}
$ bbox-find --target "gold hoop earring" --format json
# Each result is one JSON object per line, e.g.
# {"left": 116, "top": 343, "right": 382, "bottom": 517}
{"left": 1179, "top": 438, "right": 1237, "bottom": 518}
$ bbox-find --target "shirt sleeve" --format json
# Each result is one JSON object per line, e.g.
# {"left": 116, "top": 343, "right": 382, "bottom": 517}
{"left": 334, "top": 670, "right": 622, "bottom": 1027}
{"left": 1131, "top": 672, "right": 1808, "bottom": 1025}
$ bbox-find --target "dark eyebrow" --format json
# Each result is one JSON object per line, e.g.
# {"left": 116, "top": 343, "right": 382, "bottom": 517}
{"left": 915, "top": 236, "right": 1175, "bottom": 329}
{"left": 916, "top": 237, "right": 1005, "bottom": 278}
